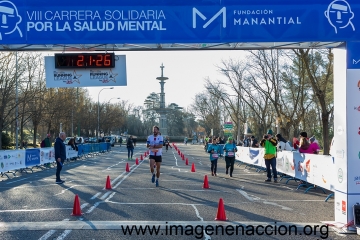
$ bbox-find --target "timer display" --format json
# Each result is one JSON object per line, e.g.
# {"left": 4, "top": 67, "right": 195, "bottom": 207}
{"left": 55, "top": 53, "right": 115, "bottom": 68}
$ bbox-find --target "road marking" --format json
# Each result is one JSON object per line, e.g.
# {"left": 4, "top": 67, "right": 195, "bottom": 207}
{"left": 56, "top": 229, "right": 72, "bottom": 240}
{"left": 0, "top": 221, "right": 336, "bottom": 231}
{"left": 54, "top": 185, "right": 97, "bottom": 196}
{"left": 90, "top": 192, "right": 102, "bottom": 200}
{"left": 6, "top": 177, "right": 29, "bottom": 185}
{"left": 191, "top": 204, "right": 211, "bottom": 240}
{"left": 236, "top": 189, "right": 254, "bottom": 202}
{"left": 37, "top": 219, "right": 69, "bottom": 240}
{"left": 263, "top": 201, "right": 293, "bottom": 211}
{"left": 86, "top": 161, "right": 144, "bottom": 214}
{"left": 100, "top": 191, "right": 112, "bottom": 200}
{"left": 0, "top": 208, "right": 72, "bottom": 213}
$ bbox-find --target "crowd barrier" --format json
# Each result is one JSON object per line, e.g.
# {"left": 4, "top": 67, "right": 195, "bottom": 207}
{"left": 0, "top": 143, "right": 111, "bottom": 178}
{"left": 235, "top": 146, "right": 335, "bottom": 200}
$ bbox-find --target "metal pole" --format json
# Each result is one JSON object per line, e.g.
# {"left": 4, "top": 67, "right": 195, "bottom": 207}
{"left": 77, "top": 87, "right": 80, "bottom": 136}
{"left": 97, "top": 91, "right": 100, "bottom": 140}
{"left": 15, "top": 52, "right": 18, "bottom": 150}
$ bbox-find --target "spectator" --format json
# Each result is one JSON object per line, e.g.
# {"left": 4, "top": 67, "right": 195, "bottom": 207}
{"left": 126, "top": 135, "right": 134, "bottom": 160}
{"left": 68, "top": 138, "right": 78, "bottom": 151}
{"left": 250, "top": 136, "right": 259, "bottom": 148}
{"left": 292, "top": 137, "right": 300, "bottom": 150}
{"left": 299, "top": 137, "right": 320, "bottom": 154}
{"left": 54, "top": 132, "right": 66, "bottom": 184}
{"left": 119, "top": 136, "right": 123, "bottom": 147}
{"left": 275, "top": 133, "right": 292, "bottom": 151}
{"left": 41, "top": 134, "right": 52, "bottom": 148}
{"left": 260, "top": 130, "right": 278, "bottom": 183}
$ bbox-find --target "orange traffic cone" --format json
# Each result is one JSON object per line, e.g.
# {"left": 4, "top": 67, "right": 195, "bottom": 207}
{"left": 203, "top": 175, "right": 210, "bottom": 189}
{"left": 185, "top": 158, "right": 189, "bottom": 165}
{"left": 182, "top": 155, "right": 185, "bottom": 160}
{"left": 185, "top": 157, "right": 188, "bottom": 162}
{"left": 140, "top": 154, "right": 143, "bottom": 160}
{"left": 135, "top": 158, "right": 139, "bottom": 165}
{"left": 144, "top": 152, "right": 147, "bottom": 157}
{"left": 191, "top": 163, "right": 196, "bottom": 172}
{"left": 71, "top": 194, "right": 83, "bottom": 216}
{"left": 215, "top": 198, "right": 228, "bottom": 221}
{"left": 105, "top": 175, "right": 112, "bottom": 190}
{"left": 125, "top": 163, "right": 130, "bottom": 172}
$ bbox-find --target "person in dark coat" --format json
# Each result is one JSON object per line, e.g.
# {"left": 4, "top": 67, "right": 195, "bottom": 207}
{"left": 54, "top": 132, "right": 66, "bottom": 184}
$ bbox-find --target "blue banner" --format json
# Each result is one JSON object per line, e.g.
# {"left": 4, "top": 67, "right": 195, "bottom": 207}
{"left": 25, "top": 148, "right": 40, "bottom": 167}
{"left": 1, "top": 0, "right": 359, "bottom": 44}
{"left": 347, "top": 42, "right": 360, "bottom": 69}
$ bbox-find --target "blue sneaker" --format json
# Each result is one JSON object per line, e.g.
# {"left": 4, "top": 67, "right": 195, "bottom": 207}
{"left": 151, "top": 174, "right": 155, "bottom": 183}
{"left": 155, "top": 179, "right": 159, "bottom": 187}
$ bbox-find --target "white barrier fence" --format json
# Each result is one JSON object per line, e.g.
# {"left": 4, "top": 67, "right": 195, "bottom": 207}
{"left": 0, "top": 146, "right": 78, "bottom": 173}
{"left": 235, "top": 146, "right": 335, "bottom": 192}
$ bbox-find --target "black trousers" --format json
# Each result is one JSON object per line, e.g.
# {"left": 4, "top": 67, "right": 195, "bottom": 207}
{"left": 225, "top": 156, "right": 235, "bottom": 175}
{"left": 56, "top": 161, "right": 63, "bottom": 181}
{"left": 210, "top": 159, "right": 218, "bottom": 174}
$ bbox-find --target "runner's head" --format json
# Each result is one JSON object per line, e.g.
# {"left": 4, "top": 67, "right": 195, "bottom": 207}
{"left": 153, "top": 125, "right": 160, "bottom": 136}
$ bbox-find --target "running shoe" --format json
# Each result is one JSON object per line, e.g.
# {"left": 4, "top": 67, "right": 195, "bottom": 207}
{"left": 155, "top": 179, "right": 159, "bottom": 187}
{"left": 151, "top": 174, "right": 155, "bottom": 183}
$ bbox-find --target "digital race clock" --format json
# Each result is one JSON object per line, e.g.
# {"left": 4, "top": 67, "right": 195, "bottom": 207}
{"left": 54, "top": 53, "right": 115, "bottom": 68}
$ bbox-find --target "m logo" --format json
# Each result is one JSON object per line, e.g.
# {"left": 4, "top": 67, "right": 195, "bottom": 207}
{"left": 192, "top": 7, "right": 226, "bottom": 29}
{"left": 353, "top": 59, "right": 360, "bottom": 65}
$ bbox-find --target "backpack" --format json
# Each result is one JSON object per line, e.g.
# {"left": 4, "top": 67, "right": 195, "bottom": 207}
{"left": 41, "top": 139, "right": 45, "bottom": 148}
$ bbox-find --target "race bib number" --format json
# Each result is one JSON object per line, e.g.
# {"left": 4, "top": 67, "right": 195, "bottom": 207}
{"left": 212, "top": 154, "right": 219, "bottom": 158}
{"left": 227, "top": 152, "right": 234, "bottom": 157}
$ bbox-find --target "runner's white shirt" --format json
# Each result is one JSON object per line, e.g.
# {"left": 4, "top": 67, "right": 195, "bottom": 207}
{"left": 147, "top": 135, "right": 164, "bottom": 156}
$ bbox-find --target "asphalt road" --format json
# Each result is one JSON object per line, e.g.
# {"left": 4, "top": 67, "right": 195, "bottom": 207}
{"left": 0, "top": 143, "right": 358, "bottom": 240}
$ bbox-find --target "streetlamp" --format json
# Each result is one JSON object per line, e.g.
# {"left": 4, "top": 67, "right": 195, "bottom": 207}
{"left": 97, "top": 87, "right": 114, "bottom": 139}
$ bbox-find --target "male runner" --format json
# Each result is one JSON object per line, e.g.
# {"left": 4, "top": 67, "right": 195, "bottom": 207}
{"left": 147, "top": 126, "right": 164, "bottom": 187}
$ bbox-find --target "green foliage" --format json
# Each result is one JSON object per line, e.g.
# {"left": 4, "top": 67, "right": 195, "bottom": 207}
{"left": 1, "top": 132, "right": 11, "bottom": 149}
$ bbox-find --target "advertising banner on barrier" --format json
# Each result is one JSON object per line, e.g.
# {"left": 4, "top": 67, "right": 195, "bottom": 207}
{"left": 40, "top": 147, "right": 55, "bottom": 164}
{"left": 1, "top": 0, "right": 360, "bottom": 44}
{"left": 0, "top": 150, "right": 26, "bottom": 172}
{"left": 25, "top": 149, "right": 40, "bottom": 167}
{"left": 66, "top": 146, "right": 78, "bottom": 159}
{"left": 235, "top": 147, "right": 336, "bottom": 192}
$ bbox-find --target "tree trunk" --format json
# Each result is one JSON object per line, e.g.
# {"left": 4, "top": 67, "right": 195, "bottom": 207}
{"left": 33, "top": 124, "right": 38, "bottom": 147}
{"left": 322, "top": 112, "right": 330, "bottom": 155}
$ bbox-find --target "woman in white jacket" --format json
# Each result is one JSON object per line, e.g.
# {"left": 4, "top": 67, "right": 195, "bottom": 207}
{"left": 275, "top": 134, "right": 293, "bottom": 151}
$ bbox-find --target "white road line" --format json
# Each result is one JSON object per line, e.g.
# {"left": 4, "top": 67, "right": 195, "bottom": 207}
{"left": 100, "top": 191, "right": 112, "bottom": 200}
{"left": 38, "top": 230, "right": 56, "bottom": 240}
{"left": 236, "top": 189, "right": 254, "bottom": 202}
{"left": 87, "top": 161, "right": 144, "bottom": 214}
{"left": 90, "top": 192, "right": 102, "bottom": 200}
{"left": 0, "top": 208, "right": 72, "bottom": 213}
{"left": 263, "top": 201, "right": 293, "bottom": 211}
{"left": 54, "top": 185, "right": 96, "bottom": 196}
{"left": 86, "top": 202, "right": 101, "bottom": 214}
{"left": 56, "top": 229, "right": 72, "bottom": 240}
{"left": 191, "top": 204, "right": 211, "bottom": 240}
{"left": 80, "top": 203, "right": 89, "bottom": 209}
{"left": 113, "top": 161, "right": 143, "bottom": 188}
{"left": 37, "top": 219, "right": 69, "bottom": 240}
{"left": 173, "top": 152, "right": 178, "bottom": 166}
{"left": 6, "top": 177, "right": 28, "bottom": 185}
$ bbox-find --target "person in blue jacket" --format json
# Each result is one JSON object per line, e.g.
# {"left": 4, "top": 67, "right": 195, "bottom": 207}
{"left": 223, "top": 137, "right": 237, "bottom": 177}
{"left": 54, "top": 132, "right": 66, "bottom": 184}
{"left": 207, "top": 137, "right": 221, "bottom": 176}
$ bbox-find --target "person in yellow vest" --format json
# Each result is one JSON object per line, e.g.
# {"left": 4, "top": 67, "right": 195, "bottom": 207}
{"left": 260, "top": 130, "right": 278, "bottom": 183}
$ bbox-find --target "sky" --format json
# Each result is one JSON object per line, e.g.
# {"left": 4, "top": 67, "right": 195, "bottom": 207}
{"left": 85, "top": 50, "right": 246, "bottom": 110}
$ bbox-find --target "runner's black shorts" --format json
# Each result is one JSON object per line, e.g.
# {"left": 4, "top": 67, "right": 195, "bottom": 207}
{"left": 149, "top": 155, "right": 162, "bottom": 162}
